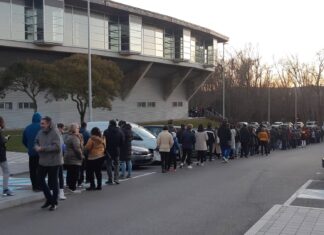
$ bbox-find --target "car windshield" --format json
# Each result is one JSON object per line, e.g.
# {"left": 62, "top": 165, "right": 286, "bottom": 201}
{"left": 133, "top": 126, "right": 156, "bottom": 139}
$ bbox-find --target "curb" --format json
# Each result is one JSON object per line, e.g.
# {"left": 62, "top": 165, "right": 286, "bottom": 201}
{"left": 245, "top": 204, "right": 282, "bottom": 235}
{"left": 0, "top": 193, "right": 43, "bottom": 211}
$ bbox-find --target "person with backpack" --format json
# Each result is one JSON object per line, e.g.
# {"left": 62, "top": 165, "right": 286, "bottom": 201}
{"left": 0, "top": 116, "right": 14, "bottom": 196}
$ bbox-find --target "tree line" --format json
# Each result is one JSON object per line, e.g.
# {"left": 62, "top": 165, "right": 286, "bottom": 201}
{"left": 192, "top": 45, "right": 324, "bottom": 123}
{"left": 0, "top": 54, "right": 123, "bottom": 123}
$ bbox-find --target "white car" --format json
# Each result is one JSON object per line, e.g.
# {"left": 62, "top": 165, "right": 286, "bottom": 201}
{"left": 86, "top": 121, "right": 160, "bottom": 162}
{"left": 295, "top": 122, "right": 304, "bottom": 128}
{"left": 306, "top": 121, "right": 318, "bottom": 128}
{"left": 249, "top": 122, "right": 260, "bottom": 128}
{"left": 272, "top": 122, "right": 283, "bottom": 128}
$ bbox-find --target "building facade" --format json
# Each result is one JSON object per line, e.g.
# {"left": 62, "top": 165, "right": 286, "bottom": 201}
{"left": 0, "top": 0, "right": 228, "bottom": 129}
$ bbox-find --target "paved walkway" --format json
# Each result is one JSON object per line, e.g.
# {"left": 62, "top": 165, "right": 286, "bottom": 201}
{"left": 1, "top": 151, "right": 29, "bottom": 176}
{"left": 246, "top": 179, "right": 324, "bottom": 235}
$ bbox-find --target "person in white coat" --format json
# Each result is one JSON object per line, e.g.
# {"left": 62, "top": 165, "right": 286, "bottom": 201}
{"left": 230, "top": 125, "right": 236, "bottom": 158}
{"left": 195, "top": 124, "right": 209, "bottom": 166}
{"left": 157, "top": 126, "right": 174, "bottom": 173}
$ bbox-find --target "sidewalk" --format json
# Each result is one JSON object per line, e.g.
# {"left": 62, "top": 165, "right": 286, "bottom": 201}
{"left": 246, "top": 179, "right": 324, "bottom": 235}
{"left": 1, "top": 151, "right": 29, "bottom": 176}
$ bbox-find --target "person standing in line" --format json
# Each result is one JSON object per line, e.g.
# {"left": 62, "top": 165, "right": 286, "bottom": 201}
{"left": 206, "top": 123, "right": 216, "bottom": 161}
{"left": 258, "top": 127, "right": 269, "bottom": 156}
{"left": 119, "top": 121, "right": 133, "bottom": 179}
{"left": 64, "top": 123, "right": 84, "bottom": 193}
{"left": 104, "top": 120, "right": 124, "bottom": 185}
{"left": 239, "top": 124, "right": 250, "bottom": 158}
{"left": 0, "top": 117, "right": 14, "bottom": 196}
{"left": 78, "top": 122, "right": 90, "bottom": 187}
{"left": 85, "top": 127, "right": 106, "bottom": 190}
{"left": 34, "top": 116, "right": 63, "bottom": 211}
{"left": 180, "top": 124, "right": 195, "bottom": 169}
{"left": 157, "top": 126, "right": 174, "bottom": 173}
{"left": 176, "top": 124, "right": 186, "bottom": 161}
{"left": 230, "top": 124, "right": 236, "bottom": 159}
{"left": 214, "top": 127, "right": 221, "bottom": 158}
{"left": 56, "top": 123, "right": 66, "bottom": 200}
{"left": 195, "top": 124, "right": 209, "bottom": 166}
{"left": 22, "top": 112, "right": 42, "bottom": 192}
{"left": 168, "top": 130, "right": 180, "bottom": 172}
{"left": 218, "top": 121, "right": 231, "bottom": 163}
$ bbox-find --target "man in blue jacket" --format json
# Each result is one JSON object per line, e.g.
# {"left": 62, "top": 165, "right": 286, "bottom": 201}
{"left": 179, "top": 124, "right": 195, "bottom": 169}
{"left": 23, "top": 112, "right": 42, "bottom": 191}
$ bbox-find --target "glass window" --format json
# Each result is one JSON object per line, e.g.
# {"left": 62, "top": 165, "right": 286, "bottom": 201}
{"left": 0, "top": 103, "right": 4, "bottom": 109}
{"left": 129, "top": 14, "right": 142, "bottom": 53}
{"left": 183, "top": 29, "right": 191, "bottom": 61}
{"left": 172, "top": 102, "right": 178, "bottom": 107}
{"left": 177, "top": 102, "right": 183, "bottom": 107}
{"left": 155, "top": 29, "right": 163, "bottom": 57}
{"left": 164, "top": 29, "right": 174, "bottom": 59}
{"left": 190, "top": 37, "right": 196, "bottom": 63}
{"left": 63, "top": 6, "right": 73, "bottom": 46}
{"left": 73, "top": 9, "right": 88, "bottom": 47}
{"left": 147, "top": 102, "right": 156, "bottom": 108}
{"left": 91, "top": 13, "right": 106, "bottom": 49}
{"left": 137, "top": 102, "right": 146, "bottom": 108}
{"left": 109, "top": 16, "right": 119, "bottom": 52}
{"left": 44, "top": 4, "right": 64, "bottom": 43}
{"left": 143, "top": 25, "right": 155, "bottom": 56}
{"left": 5, "top": 102, "right": 13, "bottom": 110}
{"left": 0, "top": 0, "right": 11, "bottom": 40}
{"left": 195, "top": 39, "right": 205, "bottom": 64}
{"left": 11, "top": 0, "right": 25, "bottom": 40}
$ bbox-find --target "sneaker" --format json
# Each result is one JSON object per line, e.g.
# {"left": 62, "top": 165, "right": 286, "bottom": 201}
{"left": 71, "top": 189, "right": 82, "bottom": 194}
{"left": 222, "top": 156, "right": 226, "bottom": 161}
{"left": 49, "top": 205, "right": 57, "bottom": 211}
{"left": 3, "top": 189, "right": 14, "bottom": 196}
{"left": 114, "top": 180, "right": 120, "bottom": 185}
{"left": 59, "top": 189, "right": 66, "bottom": 200}
{"left": 77, "top": 184, "right": 84, "bottom": 188}
{"left": 105, "top": 181, "right": 113, "bottom": 185}
{"left": 180, "top": 163, "right": 184, "bottom": 168}
{"left": 201, "top": 163, "right": 204, "bottom": 167}
{"left": 187, "top": 165, "right": 193, "bottom": 169}
{"left": 41, "top": 201, "right": 51, "bottom": 209}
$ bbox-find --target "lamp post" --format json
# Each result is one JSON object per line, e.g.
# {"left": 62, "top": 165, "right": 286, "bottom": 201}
{"left": 222, "top": 42, "right": 226, "bottom": 119}
{"left": 294, "top": 85, "right": 298, "bottom": 123}
{"left": 268, "top": 84, "right": 271, "bottom": 124}
{"left": 88, "top": 0, "right": 93, "bottom": 122}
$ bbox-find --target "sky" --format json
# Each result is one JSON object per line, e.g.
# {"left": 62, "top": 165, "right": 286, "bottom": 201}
{"left": 114, "top": 0, "right": 324, "bottom": 64}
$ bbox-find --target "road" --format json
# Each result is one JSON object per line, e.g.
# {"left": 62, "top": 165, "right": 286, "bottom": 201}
{"left": 0, "top": 144, "right": 324, "bottom": 235}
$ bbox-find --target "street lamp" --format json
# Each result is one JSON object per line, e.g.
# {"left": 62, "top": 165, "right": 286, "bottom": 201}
{"left": 294, "top": 85, "right": 298, "bottom": 123}
{"left": 268, "top": 84, "right": 271, "bottom": 124}
{"left": 88, "top": 0, "right": 93, "bottom": 122}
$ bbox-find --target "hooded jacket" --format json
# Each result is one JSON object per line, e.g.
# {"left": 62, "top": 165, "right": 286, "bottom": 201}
{"left": 103, "top": 125, "right": 124, "bottom": 157}
{"left": 64, "top": 133, "right": 84, "bottom": 165}
{"left": 34, "top": 122, "right": 63, "bottom": 166}
{"left": 120, "top": 124, "right": 133, "bottom": 161}
{"left": 23, "top": 113, "right": 42, "bottom": 157}
{"left": 85, "top": 135, "right": 106, "bottom": 160}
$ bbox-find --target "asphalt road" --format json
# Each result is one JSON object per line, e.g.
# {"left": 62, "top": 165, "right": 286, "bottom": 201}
{"left": 1, "top": 144, "right": 324, "bottom": 235}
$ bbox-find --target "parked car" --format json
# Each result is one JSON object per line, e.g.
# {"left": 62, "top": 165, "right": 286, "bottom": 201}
{"left": 238, "top": 122, "right": 248, "bottom": 128}
{"left": 281, "top": 122, "right": 293, "bottom": 128}
{"left": 249, "top": 122, "right": 260, "bottom": 129}
{"left": 272, "top": 122, "right": 283, "bottom": 128}
{"left": 306, "top": 121, "right": 318, "bottom": 128}
{"left": 131, "top": 146, "right": 154, "bottom": 166}
{"left": 86, "top": 121, "right": 161, "bottom": 162}
{"left": 295, "top": 122, "right": 304, "bottom": 128}
{"left": 143, "top": 125, "right": 181, "bottom": 137}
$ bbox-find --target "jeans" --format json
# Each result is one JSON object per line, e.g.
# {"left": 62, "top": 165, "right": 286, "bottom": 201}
{"left": 160, "top": 152, "right": 169, "bottom": 172}
{"left": 29, "top": 155, "right": 40, "bottom": 190}
{"left": 65, "top": 165, "right": 80, "bottom": 191}
{"left": 87, "top": 157, "right": 104, "bottom": 188}
{"left": 0, "top": 161, "right": 10, "bottom": 191}
{"left": 220, "top": 145, "right": 230, "bottom": 160}
{"left": 197, "top": 151, "right": 206, "bottom": 163}
{"left": 181, "top": 148, "right": 192, "bottom": 165}
{"left": 106, "top": 155, "right": 119, "bottom": 182}
{"left": 120, "top": 160, "right": 132, "bottom": 177}
{"left": 39, "top": 165, "right": 59, "bottom": 205}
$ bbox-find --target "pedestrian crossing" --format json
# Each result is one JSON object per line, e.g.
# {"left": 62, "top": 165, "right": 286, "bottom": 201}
{"left": 0, "top": 177, "right": 31, "bottom": 191}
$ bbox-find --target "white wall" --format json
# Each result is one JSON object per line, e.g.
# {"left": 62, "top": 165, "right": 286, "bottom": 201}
{"left": 0, "top": 76, "right": 189, "bottom": 129}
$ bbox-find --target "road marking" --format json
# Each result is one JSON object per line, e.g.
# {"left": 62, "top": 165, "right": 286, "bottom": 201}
{"left": 283, "top": 179, "right": 313, "bottom": 206}
{"left": 131, "top": 172, "right": 156, "bottom": 179}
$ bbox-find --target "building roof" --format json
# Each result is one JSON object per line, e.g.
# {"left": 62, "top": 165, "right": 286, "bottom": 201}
{"left": 89, "top": 0, "right": 229, "bottom": 43}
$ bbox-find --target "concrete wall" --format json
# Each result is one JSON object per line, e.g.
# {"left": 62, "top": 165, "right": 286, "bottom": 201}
{"left": 1, "top": 75, "right": 188, "bottom": 129}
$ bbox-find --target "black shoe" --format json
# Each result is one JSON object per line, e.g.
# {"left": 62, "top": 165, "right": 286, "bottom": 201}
{"left": 114, "top": 180, "right": 120, "bottom": 185}
{"left": 41, "top": 201, "right": 51, "bottom": 209}
{"left": 86, "top": 187, "right": 96, "bottom": 191}
{"left": 95, "top": 186, "right": 102, "bottom": 190}
{"left": 49, "top": 205, "right": 57, "bottom": 211}
{"left": 105, "top": 181, "right": 113, "bottom": 185}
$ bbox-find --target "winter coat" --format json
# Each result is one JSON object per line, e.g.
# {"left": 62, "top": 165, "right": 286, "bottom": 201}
{"left": 240, "top": 126, "right": 250, "bottom": 144}
{"left": 218, "top": 124, "right": 231, "bottom": 148}
{"left": 120, "top": 124, "right": 133, "bottom": 161}
{"left": 103, "top": 125, "right": 124, "bottom": 158}
{"left": 195, "top": 131, "right": 209, "bottom": 151}
{"left": 182, "top": 130, "right": 196, "bottom": 150}
{"left": 80, "top": 127, "right": 90, "bottom": 146}
{"left": 85, "top": 135, "right": 106, "bottom": 160}
{"left": 23, "top": 112, "right": 42, "bottom": 157}
{"left": 258, "top": 131, "right": 269, "bottom": 142}
{"left": 176, "top": 128, "right": 186, "bottom": 144}
{"left": 157, "top": 130, "right": 174, "bottom": 152}
{"left": 0, "top": 129, "right": 7, "bottom": 162}
{"left": 206, "top": 129, "right": 216, "bottom": 145}
{"left": 64, "top": 133, "right": 84, "bottom": 166}
{"left": 34, "top": 122, "right": 63, "bottom": 167}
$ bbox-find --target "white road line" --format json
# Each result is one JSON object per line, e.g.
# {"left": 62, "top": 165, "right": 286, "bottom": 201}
{"left": 283, "top": 179, "right": 313, "bottom": 206}
{"left": 131, "top": 172, "right": 156, "bottom": 179}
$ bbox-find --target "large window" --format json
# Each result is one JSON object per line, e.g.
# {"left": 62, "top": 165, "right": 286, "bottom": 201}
{"left": 164, "top": 29, "right": 174, "bottom": 59}
{"left": 44, "top": 3, "right": 64, "bottom": 43}
{"left": 183, "top": 29, "right": 191, "bottom": 61}
{"left": 109, "top": 16, "right": 120, "bottom": 52}
{"left": 73, "top": 9, "right": 88, "bottom": 47}
{"left": 63, "top": 6, "right": 73, "bottom": 46}
{"left": 0, "top": 102, "right": 13, "bottom": 110}
{"left": 143, "top": 25, "right": 163, "bottom": 57}
{"left": 129, "top": 14, "right": 142, "bottom": 53}
{"left": 12, "top": 0, "right": 25, "bottom": 40}
{"left": 0, "top": 0, "right": 11, "bottom": 40}
{"left": 90, "top": 13, "right": 107, "bottom": 49}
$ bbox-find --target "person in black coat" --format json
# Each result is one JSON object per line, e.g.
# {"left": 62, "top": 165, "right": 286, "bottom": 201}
{"left": 239, "top": 124, "right": 250, "bottom": 158}
{"left": 103, "top": 120, "right": 124, "bottom": 184}
{"left": 217, "top": 121, "right": 231, "bottom": 162}
{"left": 119, "top": 121, "right": 133, "bottom": 178}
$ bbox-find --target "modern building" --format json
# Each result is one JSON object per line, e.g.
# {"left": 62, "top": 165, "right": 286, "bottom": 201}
{"left": 0, "top": 0, "right": 229, "bottom": 129}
